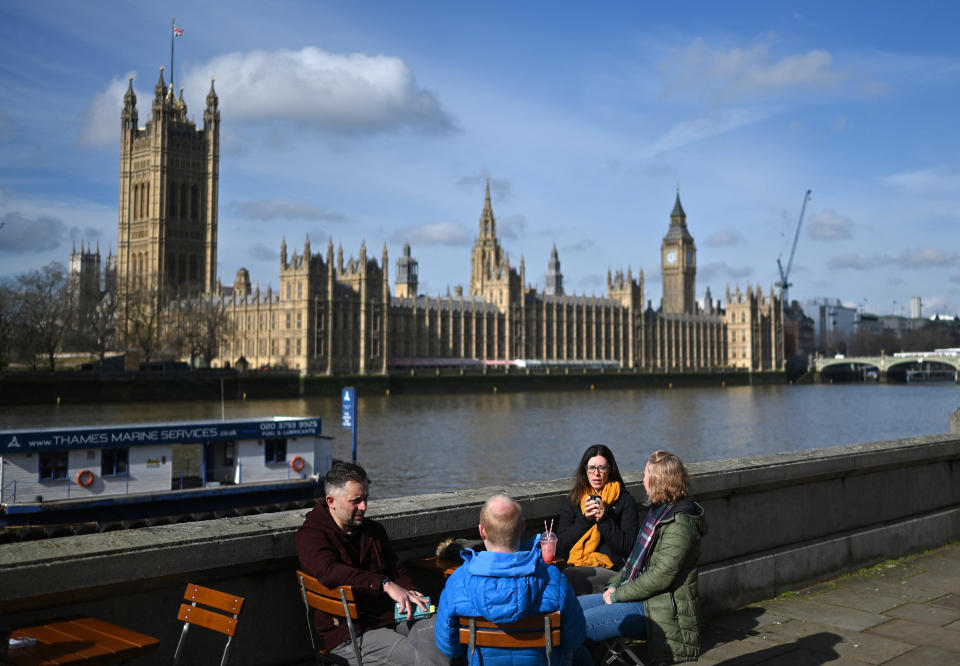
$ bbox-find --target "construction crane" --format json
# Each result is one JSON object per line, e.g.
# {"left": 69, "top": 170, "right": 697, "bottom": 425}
{"left": 776, "top": 189, "right": 812, "bottom": 305}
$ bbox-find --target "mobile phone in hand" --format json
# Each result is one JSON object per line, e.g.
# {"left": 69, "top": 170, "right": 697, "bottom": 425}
{"left": 394, "top": 598, "right": 435, "bottom": 621}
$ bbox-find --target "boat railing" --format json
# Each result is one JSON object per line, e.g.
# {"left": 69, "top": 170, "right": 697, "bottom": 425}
{"left": 1, "top": 479, "right": 16, "bottom": 504}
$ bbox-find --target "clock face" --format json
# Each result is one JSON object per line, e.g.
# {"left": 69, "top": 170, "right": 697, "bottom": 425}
{"left": 665, "top": 250, "right": 677, "bottom": 265}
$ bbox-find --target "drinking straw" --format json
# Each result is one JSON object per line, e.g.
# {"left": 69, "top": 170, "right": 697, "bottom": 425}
{"left": 548, "top": 519, "right": 554, "bottom": 534}
{"left": 544, "top": 520, "right": 548, "bottom": 534}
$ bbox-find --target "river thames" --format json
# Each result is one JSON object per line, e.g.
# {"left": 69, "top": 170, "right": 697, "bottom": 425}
{"left": 1, "top": 383, "right": 957, "bottom": 498}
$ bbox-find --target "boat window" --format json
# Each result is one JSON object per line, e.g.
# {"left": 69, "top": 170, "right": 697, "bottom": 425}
{"left": 265, "top": 438, "right": 287, "bottom": 464}
{"left": 102, "top": 448, "right": 130, "bottom": 477}
{"left": 39, "top": 453, "right": 68, "bottom": 481}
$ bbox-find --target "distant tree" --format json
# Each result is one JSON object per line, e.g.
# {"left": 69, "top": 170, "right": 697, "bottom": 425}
{"left": 190, "top": 296, "right": 232, "bottom": 368}
{"left": 15, "top": 262, "right": 71, "bottom": 371}
{"left": 86, "top": 291, "right": 118, "bottom": 364}
{"left": 0, "top": 279, "right": 16, "bottom": 370}
{"left": 125, "top": 284, "right": 161, "bottom": 363}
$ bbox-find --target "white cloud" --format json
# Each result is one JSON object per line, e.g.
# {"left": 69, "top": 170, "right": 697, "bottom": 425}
{"left": 662, "top": 38, "right": 846, "bottom": 101}
{"left": 807, "top": 210, "right": 854, "bottom": 241}
{"left": 883, "top": 166, "right": 960, "bottom": 194}
{"left": 80, "top": 76, "right": 132, "bottom": 147}
{"left": 642, "top": 106, "right": 777, "bottom": 157}
{"left": 183, "top": 47, "right": 455, "bottom": 135}
{"left": 229, "top": 199, "right": 345, "bottom": 222}
{"left": 895, "top": 247, "right": 958, "bottom": 269}
{"left": 705, "top": 228, "right": 743, "bottom": 246}
{"left": 392, "top": 221, "right": 471, "bottom": 246}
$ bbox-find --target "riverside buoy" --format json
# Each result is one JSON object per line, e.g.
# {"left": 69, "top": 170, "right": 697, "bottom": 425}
{"left": 290, "top": 456, "right": 305, "bottom": 472}
{"left": 77, "top": 469, "right": 94, "bottom": 487}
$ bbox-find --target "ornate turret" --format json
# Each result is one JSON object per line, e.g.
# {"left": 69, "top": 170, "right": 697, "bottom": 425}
{"left": 545, "top": 243, "right": 564, "bottom": 296}
{"left": 395, "top": 242, "right": 419, "bottom": 298}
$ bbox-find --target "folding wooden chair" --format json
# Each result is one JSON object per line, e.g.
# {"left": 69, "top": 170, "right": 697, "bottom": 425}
{"left": 458, "top": 610, "right": 562, "bottom": 666}
{"left": 297, "top": 569, "right": 363, "bottom": 666}
{"left": 173, "top": 583, "right": 245, "bottom": 666}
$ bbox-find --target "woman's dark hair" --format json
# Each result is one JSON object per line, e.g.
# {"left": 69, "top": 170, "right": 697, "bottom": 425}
{"left": 568, "top": 444, "right": 625, "bottom": 505}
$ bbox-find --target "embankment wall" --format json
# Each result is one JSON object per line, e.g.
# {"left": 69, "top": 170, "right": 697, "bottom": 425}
{"left": 1, "top": 433, "right": 957, "bottom": 664}
{"left": 0, "top": 369, "right": 783, "bottom": 405}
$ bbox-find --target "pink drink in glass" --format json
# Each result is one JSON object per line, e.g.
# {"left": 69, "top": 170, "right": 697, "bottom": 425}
{"left": 541, "top": 531, "right": 558, "bottom": 563}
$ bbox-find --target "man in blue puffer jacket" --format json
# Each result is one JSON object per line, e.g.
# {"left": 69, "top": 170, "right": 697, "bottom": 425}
{"left": 435, "top": 494, "right": 587, "bottom": 665}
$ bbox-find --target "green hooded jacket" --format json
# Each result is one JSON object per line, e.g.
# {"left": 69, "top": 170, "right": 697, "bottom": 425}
{"left": 607, "top": 501, "right": 707, "bottom": 664}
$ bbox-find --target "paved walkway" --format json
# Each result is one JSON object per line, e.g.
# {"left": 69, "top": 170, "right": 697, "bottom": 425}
{"left": 698, "top": 542, "right": 960, "bottom": 665}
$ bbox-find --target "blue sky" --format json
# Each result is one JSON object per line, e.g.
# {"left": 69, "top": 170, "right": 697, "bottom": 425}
{"left": 1, "top": 1, "right": 959, "bottom": 317}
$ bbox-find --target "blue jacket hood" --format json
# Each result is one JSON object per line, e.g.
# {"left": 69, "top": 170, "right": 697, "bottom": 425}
{"left": 461, "top": 534, "right": 541, "bottom": 580}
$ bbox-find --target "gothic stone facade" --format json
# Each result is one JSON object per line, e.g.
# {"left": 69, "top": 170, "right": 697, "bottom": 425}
{"left": 114, "top": 79, "right": 782, "bottom": 374}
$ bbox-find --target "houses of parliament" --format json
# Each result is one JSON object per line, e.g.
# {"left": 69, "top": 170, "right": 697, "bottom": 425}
{"left": 83, "top": 71, "right": 783, "bottom": 375}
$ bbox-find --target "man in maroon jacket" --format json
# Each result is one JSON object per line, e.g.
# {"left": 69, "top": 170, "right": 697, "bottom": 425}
{"left": 296, "top": 460, "right": 448, "bottom": 665}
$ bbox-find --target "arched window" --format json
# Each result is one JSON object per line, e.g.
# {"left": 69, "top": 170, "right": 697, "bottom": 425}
{"left": 168, "top": 182, "right": 176, "bottom": 217}
{"left": 132, "top": 184, "right": 139, "bottom": 219}
{"left": 178, "top": 254, "right": 186, "bottom": 283}
{"left": 145, "top": 183, "right": 149, "bottom": 218}
{"left": 191, "top": 185, "right": 199, "bottom": 221}
{"left": 190, "top": 255, "right": 198, "bottom": 282}
{"left": 181, "top": 183, "right": 188, "bottom": 220}
{"left": 167, "top": 255, "right": 175, "bottom": 284}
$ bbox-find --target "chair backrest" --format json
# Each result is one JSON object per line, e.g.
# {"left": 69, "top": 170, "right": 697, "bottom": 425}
{"left": 296, "top": 570, "right": 363, "bottom": 666}
{"left": 458, "top": 610, "right": 562, "bottom": 666}
{"left": 173, "top": 583, "right": 245, "bottom": 666}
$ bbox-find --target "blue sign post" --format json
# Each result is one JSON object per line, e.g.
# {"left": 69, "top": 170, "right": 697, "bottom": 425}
{"left": 341, "top": 386, "right": 357, "bottom": 463}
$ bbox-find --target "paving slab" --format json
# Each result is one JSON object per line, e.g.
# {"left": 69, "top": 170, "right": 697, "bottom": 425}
{"left": 906, "top": 553, "right": 960, "bottom": 577}
{"left": 703, "top": 607, "right": 788, "bottom": 634}
{"left": 931, "top": 593, "right": 960, "bottom": 610}
{"left": 886, "top": 601, "right": 960, "bottom": 626}
{"left": 883, "top": 646, "right": 960, "bottom": 665}
{"left": 867, "top": 618, "right": 960, "bottom": 654}
{"left": 760, "top": 598, "right": 888, "bottom": 632}
{"left": 756, "top": 618, "right": 914, "bottom": 664}
{"left": 827, "top": 575, "right": 948, "bottom": 604}
{"left": 814, "top": 586, "right": 908, "bottom": 614}
{"left": 903, "top": 571, "right": 960, "bottom": 595}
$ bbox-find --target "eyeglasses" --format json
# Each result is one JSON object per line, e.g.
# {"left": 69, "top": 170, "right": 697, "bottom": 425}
{"left": 585, "top": 464, "right": 611, "bottom": 474}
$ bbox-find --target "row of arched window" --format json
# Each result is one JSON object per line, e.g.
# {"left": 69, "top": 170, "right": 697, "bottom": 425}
{"left": 129, "top": 252, "right": 200, "bottom": 286}
{"left": 168, "top": 181, "right": 201, "bottom": 221}
{"left": 166, "top": 253, "right": 200, "bottom": 285}
{"left": 131, "top": 181, "right": 203, "bottom": 222}
{"left": 131, "top": 182, "right": 150, "bottom": 220}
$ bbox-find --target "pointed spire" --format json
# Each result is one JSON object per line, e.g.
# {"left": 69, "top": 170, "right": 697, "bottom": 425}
{"left": 478, "top": 178, "right": 496, "bottom": 237}
{"left": 206, "top": 78, "right": 218, "bottom": 110}
{"left": 124, "top": 76, "right": 137, "bottom": 107}
{"left": 154, "top": 67, "right": 166, "bottom": 100}
{"left": 671, "top": 189, "right": 686, "bottom": 221}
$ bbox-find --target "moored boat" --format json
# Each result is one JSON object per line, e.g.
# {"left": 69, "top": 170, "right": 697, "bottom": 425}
{"left": 0, "top": 416, "right": 330, "bottom": 527}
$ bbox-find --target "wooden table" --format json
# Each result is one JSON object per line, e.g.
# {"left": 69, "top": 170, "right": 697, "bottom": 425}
{"left": 7, "top": 617, "right": 159, "bottom": 665}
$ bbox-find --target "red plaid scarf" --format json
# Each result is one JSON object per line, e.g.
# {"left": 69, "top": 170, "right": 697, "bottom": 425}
{"left": 619, "top": 503, "right": 677, "bottom": 585}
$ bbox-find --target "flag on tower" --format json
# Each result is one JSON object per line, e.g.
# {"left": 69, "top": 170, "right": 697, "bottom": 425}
{"left": 173, "top": 27, "right": 183, "bottom": 37}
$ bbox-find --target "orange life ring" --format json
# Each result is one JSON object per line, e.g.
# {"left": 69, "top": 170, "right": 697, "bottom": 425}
{"left": 290, "top": 456, "right": 305, "bottom": 472}
{"left": 77, "top": 469, "right": 95, "bottom": 487}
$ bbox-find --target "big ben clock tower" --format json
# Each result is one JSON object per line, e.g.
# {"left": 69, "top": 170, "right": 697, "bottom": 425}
{"left": 661, "top": 190, "right": 696, "bottom": 314}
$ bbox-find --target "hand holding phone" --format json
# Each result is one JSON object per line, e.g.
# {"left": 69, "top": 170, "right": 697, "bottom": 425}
{"left": 395, "top": 598, "right": 435, "bottom": 621}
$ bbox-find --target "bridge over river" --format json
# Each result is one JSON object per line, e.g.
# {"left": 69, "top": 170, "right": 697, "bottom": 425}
{"left": 815, "top": 350, "right": 960, "bottom": 383}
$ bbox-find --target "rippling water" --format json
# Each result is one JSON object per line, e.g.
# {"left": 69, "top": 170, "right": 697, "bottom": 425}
{"left": 2, "top": 384, "right": 957, "bottom": 498}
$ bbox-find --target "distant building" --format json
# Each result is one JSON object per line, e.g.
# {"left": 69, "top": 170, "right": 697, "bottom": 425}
{"left": 98, "top": 74, "right": 784, "bottom": 376}
{"left": 804, "top": 298, "right": 857, "bottom": 350}
{"left": 910, "top": 296, "right": 922, "bottom": 320}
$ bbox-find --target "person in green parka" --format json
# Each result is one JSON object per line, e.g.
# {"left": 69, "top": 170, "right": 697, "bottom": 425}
{"left": 575, "top": 450, "right": 707, "bottom": 665}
